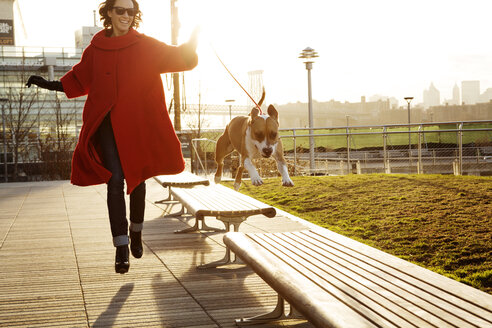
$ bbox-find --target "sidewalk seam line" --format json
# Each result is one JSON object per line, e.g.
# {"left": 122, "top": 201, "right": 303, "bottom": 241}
{"left": 63, "top": 185, "right": 91, "bottom": 328}
{"left": 0, "top": 186, "right": 29, "bottom": 249}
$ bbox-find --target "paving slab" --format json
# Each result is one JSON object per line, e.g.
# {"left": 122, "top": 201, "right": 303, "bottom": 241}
{"left": 0, "top": 178, "right": 313, "bottom": 328}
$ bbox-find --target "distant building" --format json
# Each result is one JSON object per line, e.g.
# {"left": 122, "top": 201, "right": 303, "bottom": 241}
{"left": 452, "top": 83, "right": 460, "bottom": 105}
{"left": 0, "top": 0, "right": 101, "bottom": 136}
{"left": 423, "top": 82, "right": 440, "bottom": 109}
{"left": 428, "top": 101, "right": 492, "bottom": 122}
{"left": 0, "top": 0, "right": 15, "bottom": 45}
{"left": 276, "top": 96, "right": 391, "bottom": 128}
{"left": 461, "top": 80, "right": 480, "bottom": 105}
{"left": 75, "top": 26, "right": 103, "bottom": 49}
{"left": 479, "top": 88, "right": 492, "bottom": 103}
{"left": 369, "top": 94, "right": 399, "bottom": 109}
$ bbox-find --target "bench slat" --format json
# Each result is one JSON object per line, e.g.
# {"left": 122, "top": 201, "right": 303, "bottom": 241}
{"left": 224, "top": 231, "right": 380, "bottom": 328}
{"left": 307, "top": 229, "right": 492, "bottom": 314}
{"left": 252, "top": 232, "right": 467, "bottom": 328}
{"left": 154, "top": 173, "right": 210, "bottom": 203}
{"left": 171, "top": 185, "right": 276, "bottom": 218}
{"left": 302, "top": 230, "right": 492, "bottom": 322}
{"left": 284, "top": 231, "right": 483, "bottom": 327}
{"left": 192, "top": 188, "right": 257, "bottom": 212}
{"left": 154, "top": 172, "right": 210, "bottom": 187}
{"left": 170, "top": 184, "right": 277, "bottom": 268}
{"left": 225, "top": 230, "right": 492, "bottom": 328}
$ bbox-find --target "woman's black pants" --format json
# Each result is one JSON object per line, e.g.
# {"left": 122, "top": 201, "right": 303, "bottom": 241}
{"left": 96, "top": 114, "right": 145, "bottom": 247}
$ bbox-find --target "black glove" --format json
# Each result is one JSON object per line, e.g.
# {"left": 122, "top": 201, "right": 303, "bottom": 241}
{"left": 26, "top": 75, "right": 64, "bottom": 92}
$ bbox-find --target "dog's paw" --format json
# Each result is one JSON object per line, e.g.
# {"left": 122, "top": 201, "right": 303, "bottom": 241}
{"left": 234, "top": 182, "right": 242, "bottom": 190}
{"left": 282, "top": 177, "right": 294, "bottom": 187}
{"left": 214, "top": 175, "right": 222, "bottom": 184}
{"left": 251, "top": 176, "right": 264, "bottom": 186}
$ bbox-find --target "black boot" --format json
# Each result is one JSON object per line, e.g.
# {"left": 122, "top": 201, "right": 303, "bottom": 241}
{"left": 130, "top": 230, "right": 143, "bottom": 258}
{"left": 115, "top": 245, "right": 130, "bottom": 274}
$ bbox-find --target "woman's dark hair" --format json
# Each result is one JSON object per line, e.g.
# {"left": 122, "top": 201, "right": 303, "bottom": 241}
{"left": 99, "top": 0, "right": 142, "bottom": 30}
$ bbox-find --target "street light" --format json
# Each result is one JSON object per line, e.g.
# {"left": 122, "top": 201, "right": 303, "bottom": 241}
{"left": 299, "top": 47, "right": 319, "bottom": 172}
{"left": 0, "top": 98, "right": 8, "bottom": 182}
{"left": 225, "top": 99, "right": 235, "bottom": 120}
{"left": 404, "top": 96, "right": 413, "bottom": 159}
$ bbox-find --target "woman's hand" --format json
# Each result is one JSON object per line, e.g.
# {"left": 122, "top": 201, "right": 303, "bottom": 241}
{"left": 181, "top": 27, "right": 200, "bottom": 67}
{"left": 26, "top": 75, "right": 48, "bottom": 88}
{"left": 26, "top": 75, "right": 64, "bottom": 92}
{"left": 187, "top": 26, "right": 200, "bottom": 52}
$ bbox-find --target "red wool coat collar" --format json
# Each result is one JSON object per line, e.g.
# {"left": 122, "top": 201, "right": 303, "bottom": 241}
{"left": 91, "top": 28, "right": 141, "bottom": 50}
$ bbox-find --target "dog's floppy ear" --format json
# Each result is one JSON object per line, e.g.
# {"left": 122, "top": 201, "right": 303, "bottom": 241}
{"left": 267, "top": 105, "right": 278, "bottom": 121}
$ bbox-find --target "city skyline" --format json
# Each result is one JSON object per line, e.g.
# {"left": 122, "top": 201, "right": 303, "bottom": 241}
{"left": 10, "top": 0, "right": 492, "bottom": 106}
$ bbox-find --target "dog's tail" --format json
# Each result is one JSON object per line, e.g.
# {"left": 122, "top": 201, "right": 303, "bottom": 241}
{"left": 257, "top": 87, "right": 266, "bottom": 107}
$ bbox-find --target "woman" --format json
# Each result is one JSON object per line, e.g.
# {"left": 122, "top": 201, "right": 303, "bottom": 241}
{"left": 26, "top": 0, "right": 198, "bottom": 274}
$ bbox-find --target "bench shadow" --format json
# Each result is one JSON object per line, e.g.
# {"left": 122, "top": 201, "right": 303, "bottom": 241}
{"left": 154, "top": 200, "right": 230, "bottom": 236}
{"left": 92, "top": 283, "right": 134, "bottom": 328}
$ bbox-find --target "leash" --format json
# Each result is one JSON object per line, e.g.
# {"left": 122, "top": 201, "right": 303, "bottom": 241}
{"left": 211, "top": 45, "right": 263, "bottom": 114}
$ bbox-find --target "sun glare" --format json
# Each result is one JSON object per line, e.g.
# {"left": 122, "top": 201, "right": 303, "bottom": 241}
{"left": 13, "top": 0, "right": 492, "bottom": 107}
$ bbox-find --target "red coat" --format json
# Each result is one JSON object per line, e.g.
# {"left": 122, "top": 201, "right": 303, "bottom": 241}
{"left": 61, "top": 29, "right": 197, "bottom": 194}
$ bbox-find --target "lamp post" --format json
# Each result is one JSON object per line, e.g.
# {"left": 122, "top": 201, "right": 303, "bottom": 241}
{"left": 225, "top": 99, "right": 235, "bottom": 120}
{"left": 299, "top": 47, "right": 319, "bottom": 172}
{"left": 404, "top": 97, "right": 413, "bottom": 162}
{"left": 0, "top": 98, "right": 8, "bottom": 182}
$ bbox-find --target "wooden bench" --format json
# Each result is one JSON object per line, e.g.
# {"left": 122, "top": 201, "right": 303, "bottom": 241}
{"left": 153, "top": 172, "right": 210, "bottom": 203}
{"left": 170, "top": 184, "right": 276, "bottom": 269}
{"left": 224, "top": 229, "right": 492, "bottom": 327}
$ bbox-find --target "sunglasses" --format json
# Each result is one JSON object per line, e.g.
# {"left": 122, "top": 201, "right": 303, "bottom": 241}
{"left": 112, "top": 6, "right": 137, "bottom": 16}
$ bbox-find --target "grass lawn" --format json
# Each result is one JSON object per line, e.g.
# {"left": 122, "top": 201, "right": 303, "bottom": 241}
{"left": 223, "top": 174, "right": 492, "bottom": 294}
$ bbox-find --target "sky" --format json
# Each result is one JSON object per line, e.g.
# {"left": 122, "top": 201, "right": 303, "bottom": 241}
{"left": 12, "top": 0, "right": 492, "bottom": 107}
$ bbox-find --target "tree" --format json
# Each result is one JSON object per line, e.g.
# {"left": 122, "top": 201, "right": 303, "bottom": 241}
{"left": 38, "top": 95, "right": 77, "bottom": 179}
{"left": 2, "top": 83, "right": 43, "bottom": 181}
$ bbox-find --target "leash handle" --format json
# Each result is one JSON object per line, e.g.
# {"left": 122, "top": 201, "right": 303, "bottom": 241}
{"left": 212, "top": 46, "right": 263, "bottom": 115}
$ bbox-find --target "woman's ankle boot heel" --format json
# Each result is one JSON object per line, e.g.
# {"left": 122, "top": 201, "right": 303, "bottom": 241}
{"left": 115, "top": 245, "right": 130, "bottom": 274}
{"left": 130, "top": 230, "right": 143, "bottom": 258}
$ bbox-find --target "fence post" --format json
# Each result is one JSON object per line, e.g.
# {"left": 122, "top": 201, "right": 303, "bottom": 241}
{"left": 383, "top": 126, "right": 388, "bottom": 173}
{"left": 418, "top": 125, "right": 423, "bottom": 174}
{"left": 385, "top": 160, "right": 391, "bottom": 174}
{"left": 346, "top": 126, "right": 351, "bottom": 174}
{"left": 458, "top": 122, "right": 463, "bottom": 175}
{"left": 293, "top": 129, "right": 297, "bottom": 175}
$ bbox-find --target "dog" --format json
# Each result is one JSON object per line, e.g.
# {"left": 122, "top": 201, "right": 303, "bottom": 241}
{"left": 214, "top": 90, "right": 294, "bottom": 190}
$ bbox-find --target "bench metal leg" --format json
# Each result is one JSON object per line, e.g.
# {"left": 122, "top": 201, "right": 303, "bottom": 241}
{"left": 155, "top": 186, "right": 173, "bottom": 203}
{"left": 197, "top": 247, "right": 232, "bottom": 269}
{"left": 174, "top": 216, "right": 200, "bottom": 233}
{"left": 235, "top": 294, "right": 287, "bottom": 325}
{"left": 196, "top": 219, "right": 247, "bottom": 269}
{"left": 288, "top": 305, "right": 304, "bottom": 319}
{"left": 197, "top": 246, "right": 243, "bottom": 269}
{"left": 164, "top": 204, "right": 186, "bottom": 218}
{"left": 175, "top": 215, "right": 226, "bottom": 234}
{"left": 201, "top": 219, "right": 227, "bottom": 233}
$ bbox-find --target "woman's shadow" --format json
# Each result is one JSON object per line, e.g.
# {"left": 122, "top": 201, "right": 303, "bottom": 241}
{"left": 92, "top": 283, "right": 134, "bottom": 328}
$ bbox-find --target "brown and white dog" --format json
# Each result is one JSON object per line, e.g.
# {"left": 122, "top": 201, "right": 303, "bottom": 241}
{"left": 214, "top": 90, "right": 294, "bottom": 190}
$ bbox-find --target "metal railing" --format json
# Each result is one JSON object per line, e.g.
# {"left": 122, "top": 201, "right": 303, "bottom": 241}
{"left": 2, "top": 120, "right": 491, "bottom": 182}
{"left": 280, "top": 120, "right": 492, "bottom": 176}
{"left": 189, "top": 120, "right": 492, "bottom": 177}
